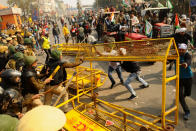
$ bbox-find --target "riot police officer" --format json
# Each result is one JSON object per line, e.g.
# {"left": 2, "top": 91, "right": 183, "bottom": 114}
{"left": 21, "top": 56, "right": 52, "bottom": 111}
{"left": 0, "top": 69, "right": 23, "bottom": 118}
{"left": 43, "top": 50, "right": 83, "bottom": 112}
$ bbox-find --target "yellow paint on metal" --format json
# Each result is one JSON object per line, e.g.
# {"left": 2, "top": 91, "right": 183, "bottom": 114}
{"left": 55, "top": 38, "right": 180, "bottom": 130}
{"left": 49, "top": 65, "right": 60, "bottom": 79}
{"left": 65, "top": 110, "right": 108, "bottom": 131}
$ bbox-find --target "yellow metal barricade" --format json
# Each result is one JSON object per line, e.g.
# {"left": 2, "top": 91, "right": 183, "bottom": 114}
{"left": 56, "top": 38, "right": 179, "bottom": 131}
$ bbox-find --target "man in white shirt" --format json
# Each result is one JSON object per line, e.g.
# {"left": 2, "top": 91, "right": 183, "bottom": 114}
{"left": 94, "top": 41, "right": 125, "bottom": 89}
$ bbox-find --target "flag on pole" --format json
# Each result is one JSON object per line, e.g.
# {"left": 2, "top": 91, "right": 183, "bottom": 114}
{"left": 166, "top": 0, "right": 173, "bottom": 9}
{"left": 110, "top": 12, "right": 115, "bottom": 23}
{"left": 145, "top": 20, "right": 152, "bottom": 37}
{"left": 175, "top": 13, "right": 180, "bottom": 29}
{"left": 122, "top": 0, "right": 130, "bottom": 7}
{"left": 158, "top": 2, "right": 164, "bottom": 8}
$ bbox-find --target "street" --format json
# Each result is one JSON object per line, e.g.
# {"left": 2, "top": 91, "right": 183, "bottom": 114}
{"left": 44, "top": 23, "right": 196, "bottom": 130}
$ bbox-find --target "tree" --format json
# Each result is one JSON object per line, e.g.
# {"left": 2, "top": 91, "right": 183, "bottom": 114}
{"left": 94, "top": 0, "right": 123, "bottom": 9}
{"left": 7, "top": 0, "right": 36, "bottom": 17}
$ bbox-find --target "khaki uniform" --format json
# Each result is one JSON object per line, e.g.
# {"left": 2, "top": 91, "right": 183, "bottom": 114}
{"left": 23, "top": 94, "right": 43, "bottom": 111}
{"left": 17, "top": 34, "right": 24, "bottom": 45}
{"left": 5, "top": 59, "right": 16, "bottom": 70}
{"left": 22, "top": 69, "right": 46, "bottom": 111}
{"left": 12, "top": 40, "right": 18, "bottom": 46}
{"left": 24, "top": 47, "right": 35, "bottom": 56}
{"left": 44, "top": 85, "right": 68, "bottom": 111}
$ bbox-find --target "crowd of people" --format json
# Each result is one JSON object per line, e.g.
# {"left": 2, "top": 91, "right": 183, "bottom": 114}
{"left": 0, "top": 17, "right": 85, "bottom": 130}
{"left": 0, "top": 2, "right": 195, "bottom": 130}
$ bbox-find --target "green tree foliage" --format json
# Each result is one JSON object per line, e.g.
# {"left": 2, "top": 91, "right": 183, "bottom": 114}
{"left": 7, "top": 0, "right": 35, "bottom": 16}
{"left": 94, "top": 0, "right": 123, "bottom": 9}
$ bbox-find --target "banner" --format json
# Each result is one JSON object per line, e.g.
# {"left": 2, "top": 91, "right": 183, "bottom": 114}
{"left": 190, "top": 0, "right": 196, "bottom": 7}
{"left": 145, "top": 20, "right": 152, "bottom": 37}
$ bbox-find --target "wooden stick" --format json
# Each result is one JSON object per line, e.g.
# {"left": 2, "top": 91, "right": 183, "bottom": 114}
{"left": 53, "top": 72, "right": 77, "bottom": 107}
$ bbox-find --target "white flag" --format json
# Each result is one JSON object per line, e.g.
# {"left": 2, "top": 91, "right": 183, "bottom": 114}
{"left": 166, "top": 0, "right": 173, "bottom": 9}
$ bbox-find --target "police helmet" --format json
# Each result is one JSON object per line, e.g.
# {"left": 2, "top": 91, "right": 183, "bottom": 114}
{"left": 15, "top": 44, "right": 26, "bottom": 52}
{"left": 1, "top": 69, "right": 21, "bottom": 79}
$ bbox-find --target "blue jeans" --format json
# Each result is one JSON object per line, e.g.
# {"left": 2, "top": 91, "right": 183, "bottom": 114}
{"left": 124, "top": 72, "right": 148, "bottom": 96}
{"left": 108, "top": 66, "right": 123, "bottom": 84}
{"left": 54, "top": 35, "right": 59, "bottom": 44}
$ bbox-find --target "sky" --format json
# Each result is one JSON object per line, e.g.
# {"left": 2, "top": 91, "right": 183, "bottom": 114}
{"left": 1, "top": 0, "right": 8, "bottom": 6}
{"left": 63, "top": 0, "right": 95, "bottom": 7}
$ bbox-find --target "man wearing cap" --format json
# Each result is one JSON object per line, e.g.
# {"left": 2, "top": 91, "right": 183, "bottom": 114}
{"left": 5, "top": 52, "right": 25, "bottom": 71}
{"left": 43, "top": 50, "right": 83, "bottom": 112}
{"left": 15, "top": 30, "right": 24, "bottom": 45}
{"left": 23, "top": 38, "right": 35, "bottom": 56}
{"left": 21, "top": 56, "right": 52, "bottom": 110}
{"left": 12, "top": 35, "right": 18, "bottom": 46}
{"left": 178, "top": 44, "right": 193, "bottom": 120}
{"left": 168, "top": 28, "right": 194, "bottom": 70}
{"left": 6, "top": 37, "right": 13, "bottom": 46}
{"left": 172, "top": 28, "right": 194, "bottom": 49}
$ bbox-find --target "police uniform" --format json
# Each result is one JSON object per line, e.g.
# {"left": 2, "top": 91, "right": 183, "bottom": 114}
{"left": 5, "top": 52, "right": 24, "bottom": 71}
{"left": 23, "top": 38, "right": 35, "bottom": 56}
{"left": 21, "top": 56, "right": 44, "bottom": 110}
{"left": 12, "top": 35, "right": 19, "bottom": 46}
{"left": 43, "top": 50, "right": 83, "bottom": 112}
{"left": 16, "top": 30, "right": 24, "bottom": 45}
{"left": 0, "top": 69, "right": 23, "bottom": 118}
{"left": 0, "top": 45, "right": 8, "bottom": 71}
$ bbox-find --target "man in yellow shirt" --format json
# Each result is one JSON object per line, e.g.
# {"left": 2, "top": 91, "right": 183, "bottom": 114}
{"left": 63, "top": 23, "right": 70, "bottom": 43}
{"left": 41, "top": 33, "right": 51, "bottom": 63}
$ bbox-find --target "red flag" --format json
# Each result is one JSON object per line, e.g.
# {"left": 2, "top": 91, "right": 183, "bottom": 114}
{"left": 175, "top": 13, "right": 180, "bottom": 29}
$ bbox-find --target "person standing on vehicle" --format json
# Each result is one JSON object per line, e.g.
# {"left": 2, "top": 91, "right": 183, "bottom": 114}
{"left": 178, "top": 44, "right": 193, "bottom": 120}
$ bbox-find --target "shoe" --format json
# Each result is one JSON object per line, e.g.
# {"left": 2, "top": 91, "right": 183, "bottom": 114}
{"left": 184, "top": 112, "right": 190, "bottom": 120}
{"left": 128, "top": 95, "right": 136, "bottom": 100}
{"left": 139, "top": 85, "right": 149, "bottom": 88}
{"left": 110, "top": 83, "right": 115, "bottom": 89}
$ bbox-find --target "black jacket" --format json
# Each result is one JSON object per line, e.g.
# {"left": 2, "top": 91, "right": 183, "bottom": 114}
{"left": 45, "top": 58, "right": 67, "bottom": 86}
{"left": 121, "top": 61, "right": 140, "bottom": 73}
{"left": 171, "top": 33, "right": 192, "bottom": 46}
{"left": 52, "top": 27, "right": 60, "bottom": 36}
